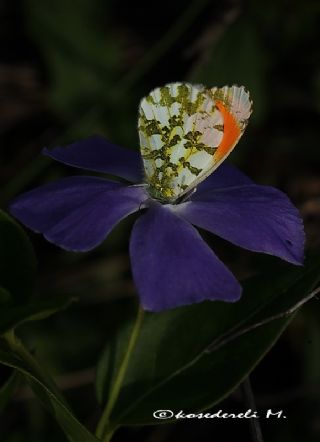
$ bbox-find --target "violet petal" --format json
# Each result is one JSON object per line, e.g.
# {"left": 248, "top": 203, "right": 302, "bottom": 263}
{"left": 10, "top": 177, "right": 148, "bottom": 251}
{"left": 176, "top": 184, "right": 305, "bottom": 265}
{"left": 43, "top": 135, "right": 144, "bottom": 182}
{"left": 130, "top": 203, "right": 241, "bottom": 311}
{"left": 193, "top": 163, "right": 252, "bottom": 198}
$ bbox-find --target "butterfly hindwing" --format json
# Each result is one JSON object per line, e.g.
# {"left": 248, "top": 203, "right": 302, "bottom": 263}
{"left": 138, "top": 82, "right": 252, "bottom": 202}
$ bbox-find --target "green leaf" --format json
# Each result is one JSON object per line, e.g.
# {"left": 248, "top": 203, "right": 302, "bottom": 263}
{"left": 0, "top": 370, "right": 21, "bottom": 413}
{"left": 96, "top": 258, "right": 320, "bottom": 428}
{"left": 0, "top": 210, "right": 37, "bottom": 302}
{"left": 0, "top": 347, "right": 99, "bottom": 442}
{"left": 0, "top": 296, "right": 74, "bottom": 335}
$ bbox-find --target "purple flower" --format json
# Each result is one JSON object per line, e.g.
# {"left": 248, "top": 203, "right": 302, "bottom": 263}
{"left": 9, "top": 84, "right": 305, "bottom": 312}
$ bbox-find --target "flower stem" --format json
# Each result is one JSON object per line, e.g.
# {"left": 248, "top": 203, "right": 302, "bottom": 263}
{"left": 241, "top": 375, "right": 264, "bottom": 442}
{"left": 95, "top": 305, "right": 145, "bottom": 441}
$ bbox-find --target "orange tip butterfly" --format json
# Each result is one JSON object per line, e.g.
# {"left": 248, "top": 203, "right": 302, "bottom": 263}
{"left": 138, "top": 82, "right": 252, "bottom": 202}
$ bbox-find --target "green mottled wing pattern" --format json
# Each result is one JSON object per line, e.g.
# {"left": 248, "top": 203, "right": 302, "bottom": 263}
{"left": 138, "top": 82, "right": 251, "bottom": 202}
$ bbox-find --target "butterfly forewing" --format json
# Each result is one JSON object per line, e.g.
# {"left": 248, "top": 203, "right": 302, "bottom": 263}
{"left": 138, "top": 82, "right": 252, "bottom": 202}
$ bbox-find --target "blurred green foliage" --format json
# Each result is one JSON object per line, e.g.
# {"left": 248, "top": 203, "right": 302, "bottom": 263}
{"left": 0, "top": 211, "right": 36, "bottom": 303}
{"left": 1, "top": 0, "right": 319, "bottom": 441}
{"left": 25, "top": 0, "right": 121, "bottom": 119}
{"left": 96, "top": 261, "right": 320, "bottom": 429}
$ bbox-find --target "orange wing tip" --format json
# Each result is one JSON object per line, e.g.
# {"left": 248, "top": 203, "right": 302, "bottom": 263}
{"left": 214, "top": 100, "right": 241, "bottom": 161}
{"left": 212, "top": 85, "right": 252, "bottom": 130}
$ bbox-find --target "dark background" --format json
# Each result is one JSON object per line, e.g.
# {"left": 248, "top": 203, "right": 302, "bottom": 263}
{"left": 0, "top": 0, "right": 319, "bottom": 440}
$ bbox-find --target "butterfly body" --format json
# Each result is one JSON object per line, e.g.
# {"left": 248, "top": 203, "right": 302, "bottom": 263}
{"left": 138, "top": 82, "right": 252, "bottom": 202}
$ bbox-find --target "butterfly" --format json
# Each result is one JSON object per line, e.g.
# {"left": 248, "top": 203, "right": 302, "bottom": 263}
{"left": 138, "top": 82, "right": 252, "bottom": 202}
